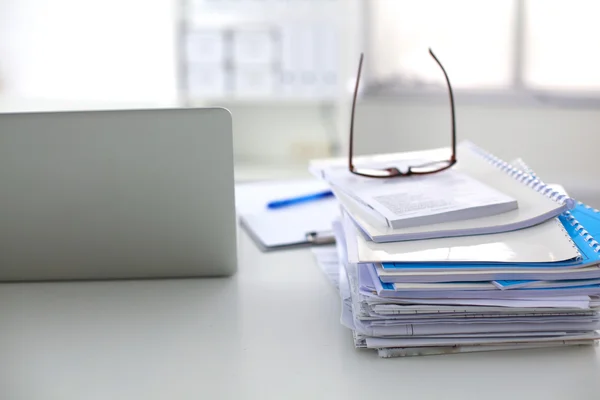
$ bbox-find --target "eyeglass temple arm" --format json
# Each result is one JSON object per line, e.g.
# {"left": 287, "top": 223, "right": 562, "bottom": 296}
{"left": 428, "top": 48, "right": 456, "bottom": 162}
{"left": 349, "top": 53, "right": 364, "bottom": 171}
{"left": 351, "top": 51, "right": 456, "bottom": 169}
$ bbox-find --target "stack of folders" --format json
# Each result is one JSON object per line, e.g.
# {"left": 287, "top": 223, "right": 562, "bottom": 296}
{"left": 310, "top": 141, "right": 600, "bottom": 358}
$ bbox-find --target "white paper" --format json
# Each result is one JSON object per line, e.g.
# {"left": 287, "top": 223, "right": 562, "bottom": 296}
{"left": 369, "top": 296, "right": 591, "bottom": 309}
{"left": 365, "top": 331, "right": 600, "bottom": 348}
{"left": 361, "top": 320, "right": 600, "bottom": 337}
{"left": 377, "top": 341, "right": 594, "bottom": 358}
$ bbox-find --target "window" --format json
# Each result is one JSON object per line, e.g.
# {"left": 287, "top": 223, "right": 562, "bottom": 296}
{"left": 524, "top": 0, "right": 600, "bottom": 91}
{"left": 366, "top": 0, "right": 600, "bottom": 96}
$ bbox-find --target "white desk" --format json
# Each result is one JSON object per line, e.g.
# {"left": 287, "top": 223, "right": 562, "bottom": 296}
{"left": 0, "top": 230, "right": 599, "bottom": 399}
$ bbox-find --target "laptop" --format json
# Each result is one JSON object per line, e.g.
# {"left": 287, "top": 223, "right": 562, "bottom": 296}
{"left": 0, "top": 107, "right": 237, "bottom": 281}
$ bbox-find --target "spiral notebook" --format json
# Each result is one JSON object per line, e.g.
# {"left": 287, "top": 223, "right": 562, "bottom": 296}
{"left": 512, "top": 157, "right": 600, "bottom": 240}
{"left": 373, "top": 211, "right": 600, "bottom": 283}
{"left": 340, "top": 208, "right": 580, "bottom": 265}
{"left": 510, "top": 157, "right": 600, "bottom": 254}
{"left": 312, "top": 142, "right": 574, "bottom": 243}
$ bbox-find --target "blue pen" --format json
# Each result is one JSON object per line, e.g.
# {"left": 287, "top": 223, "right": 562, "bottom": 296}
{"left": 267, "top": 190, "right": 334, "bottom": 210}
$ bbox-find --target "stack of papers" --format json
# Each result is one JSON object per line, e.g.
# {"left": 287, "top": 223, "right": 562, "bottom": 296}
{"left": 310, "top": 141, "right": 600, "bottom": 358}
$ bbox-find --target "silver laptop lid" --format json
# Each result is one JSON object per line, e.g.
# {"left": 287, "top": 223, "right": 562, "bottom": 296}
{"left": 0, "top": 107, "right": 237, "bottom": 280}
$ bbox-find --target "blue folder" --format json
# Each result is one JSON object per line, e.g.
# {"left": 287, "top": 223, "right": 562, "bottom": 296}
{"left": 570, "top": 202, "right": 600, "bottom": 239}
{"left": 489, "top": 203, "right": 600, "bottom": 288}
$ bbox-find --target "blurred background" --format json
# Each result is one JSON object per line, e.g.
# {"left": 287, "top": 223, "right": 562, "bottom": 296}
{"left": 0, "top": 0, "right": 598, "bottom": 205}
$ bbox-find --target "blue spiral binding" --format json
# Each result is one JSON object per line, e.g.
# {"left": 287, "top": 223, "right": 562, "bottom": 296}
{"left": 579, "top": 201, "right": 600, "bottom": 214}
{"left": 564, "top": 211, "right": 600, "bottom": 253}
{"left": 463, "top": 141, "right": 575, "bottom": 208}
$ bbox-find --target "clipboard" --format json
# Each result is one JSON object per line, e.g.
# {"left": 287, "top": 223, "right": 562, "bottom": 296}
{"left": 306, "top": 230, "right": 336, "bottom": 245}
{"left": 236, "top": 179, "right": 338, "bottom": 252}
{"left": 239, "top": 214, "right": 336, "bottom": 251}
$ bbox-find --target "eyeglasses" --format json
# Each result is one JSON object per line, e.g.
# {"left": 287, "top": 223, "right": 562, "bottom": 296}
{"left": 348, "top": 49, "right": 457, "bottom": 178}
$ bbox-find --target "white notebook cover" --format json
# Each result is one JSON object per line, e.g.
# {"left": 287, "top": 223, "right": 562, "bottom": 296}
{"left": 338, "top": 194, "right": 580, "bottom": 264}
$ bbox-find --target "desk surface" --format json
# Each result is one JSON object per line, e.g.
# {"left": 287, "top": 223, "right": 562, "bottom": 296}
{"left": 1, "top": 230, "right": 600, "bottom": 400}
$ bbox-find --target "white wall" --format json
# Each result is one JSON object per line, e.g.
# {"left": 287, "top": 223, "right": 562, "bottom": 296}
{"left": 0, "top": 0, "right": 178, "bottom": 105}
